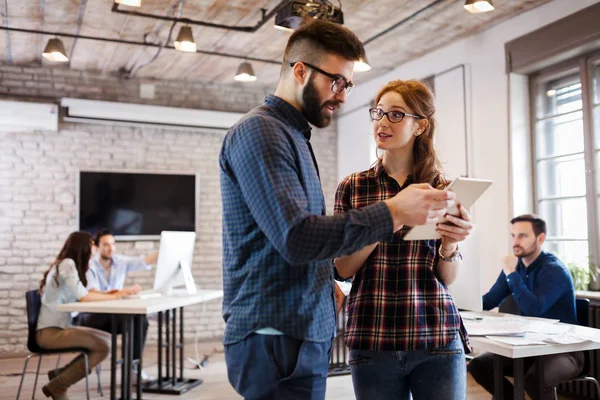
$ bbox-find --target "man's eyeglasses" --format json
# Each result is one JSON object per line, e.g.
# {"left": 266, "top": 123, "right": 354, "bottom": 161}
{"left": 290, "top": 61, "right": 354, "bottom": 95}
{"left": 369, "top": 108, "right": 425, "bottom": 123}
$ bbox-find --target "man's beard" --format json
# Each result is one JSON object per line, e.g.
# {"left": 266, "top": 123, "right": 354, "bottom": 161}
{"left": 100, "top": 255, "right": 111, "bottom": 261}
{"left": 513, "top": 242, "right": 538, "bottom": 258}
{"left": 301, "top": 76, "right": 339, "bottom": 128}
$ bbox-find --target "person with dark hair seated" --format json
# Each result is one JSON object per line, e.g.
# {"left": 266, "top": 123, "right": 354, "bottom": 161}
{"left": 73, "top": 228, "right": 158, "bottom": 382}
{"left": 467, "top": 214, "right": 584, "bottom": 400}
{"left": 37, "top": 231, "right": 129, "bottom": 400}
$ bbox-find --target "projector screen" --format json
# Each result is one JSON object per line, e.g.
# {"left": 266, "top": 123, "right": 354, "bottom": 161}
{"left": 78, "top": 171, "right": 196, "bottom": 238}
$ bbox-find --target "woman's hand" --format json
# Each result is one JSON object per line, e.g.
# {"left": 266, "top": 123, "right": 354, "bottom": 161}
{"left": 436, "top": 204, "right": 473, "bottom": 254}
{"left": 124, "top": 284, "right": 142, "bottom": 295}
{"left": 114, "top": 289, "right": 130, "bottom": 299}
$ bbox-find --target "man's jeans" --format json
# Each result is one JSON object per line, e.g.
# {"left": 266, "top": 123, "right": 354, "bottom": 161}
{"left": 349, "top": 334, "right": 466, "bottom": 400}
{"left": 225, "top": 333, "right": 332, "bottom": 400}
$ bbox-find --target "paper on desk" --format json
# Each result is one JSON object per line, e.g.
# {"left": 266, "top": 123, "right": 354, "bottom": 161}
{"left": 464, "top": 320, "right": 525, "bottom": 337}
{"left": 542, "top": 334, "right": 590, "bottom": 345}
{"left": 460, "top": 311, "right": 483, "bottom": 320}
{"left": 524, "top": 321, "right": 572, "bottom": 335}
{"left": 486, "top": 334, "right": 547, "bottom": 346}
{"left": 566, "top": 331, "right": 600, "bottom": 343}
{"left": 487, "top": 332, "right": 591, "bottom": 345}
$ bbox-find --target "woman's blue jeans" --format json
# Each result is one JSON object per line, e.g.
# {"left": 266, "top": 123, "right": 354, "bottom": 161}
{"left": 349, "top": 334, "right": 466, "bottom": 400}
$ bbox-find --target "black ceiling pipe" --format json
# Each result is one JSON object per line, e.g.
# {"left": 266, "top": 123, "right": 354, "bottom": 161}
{"left": 0, "top": 26, "right": 281, "bottom": 65}
{"left": 111, "top": 0, "right": 293, "bottom": 33}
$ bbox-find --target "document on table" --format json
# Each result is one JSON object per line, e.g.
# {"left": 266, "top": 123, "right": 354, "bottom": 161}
{"left": 464, "top": 320, "right": 525, "bottom": 336}
{"left": 459, "top": 311, "right": 483, "bottom": 321}
{"left": 524, "top": 321, "right": 572, "bottom": 335}
{"left": 485, "top": 334, "right": 547, "bottom": 346}
{"left": 486, "top": 332, "right": 591, "bottom": 345}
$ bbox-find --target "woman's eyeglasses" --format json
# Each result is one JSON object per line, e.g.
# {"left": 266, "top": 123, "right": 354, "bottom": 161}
{"left": 369, "top": 108, "right": 425, "bottom": 123}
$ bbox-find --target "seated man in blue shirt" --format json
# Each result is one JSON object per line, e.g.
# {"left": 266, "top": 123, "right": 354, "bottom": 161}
{"left": 74, "top": 229, "right": 158, "bottom": 382}
{"left": 468, "top": 214, "right": 583, "bottom": 400}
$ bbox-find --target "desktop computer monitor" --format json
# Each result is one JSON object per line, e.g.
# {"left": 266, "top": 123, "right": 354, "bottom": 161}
{"left": 153, "top": 231, "right": 197, "bottom": 295}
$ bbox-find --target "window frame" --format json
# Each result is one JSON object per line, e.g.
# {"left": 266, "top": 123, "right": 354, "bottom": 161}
{"left": 529, "top": 49, "right": 600, "bottom": 285}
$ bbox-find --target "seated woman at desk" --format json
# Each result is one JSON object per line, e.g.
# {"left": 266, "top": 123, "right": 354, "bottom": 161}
{"left": 37, "top": 231, "right": 132, "bottom": 400}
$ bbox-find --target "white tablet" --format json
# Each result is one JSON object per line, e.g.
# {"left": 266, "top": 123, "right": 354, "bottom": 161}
{"left": 403, "top": 177, "right": 493, "bottom": 241}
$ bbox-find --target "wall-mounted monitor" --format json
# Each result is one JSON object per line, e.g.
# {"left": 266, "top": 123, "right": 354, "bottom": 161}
{"left": 78, "top": 171, "right": 196, "bottom": 240}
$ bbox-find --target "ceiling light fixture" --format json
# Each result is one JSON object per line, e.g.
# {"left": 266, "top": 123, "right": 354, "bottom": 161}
{"left": 174, "top": 26, "right": 197, "bottom": 53}
{"left": 115, "top": 0, "right": 142, "bottom": 7}
{"left": 274, "top": 1, "right": 344, "bottom": 31}
{"left": 42, "top": 38, "right": 69, "bottom": 62}
{"left": 463, "top": 0, "right": 495, "bottom": 13}
{"left": 234, "top": 62, "right": 257, "bottom": 82}
{"left": 354, "top": 57, "right": 371, "bottom": 72}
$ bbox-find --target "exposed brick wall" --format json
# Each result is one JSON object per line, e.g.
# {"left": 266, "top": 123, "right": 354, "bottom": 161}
{"left": 0, "top": 64, "right": 338, "bottom": 354}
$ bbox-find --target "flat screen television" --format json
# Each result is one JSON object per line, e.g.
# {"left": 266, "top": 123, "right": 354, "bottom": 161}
{"left": 79, "top": 171, "right": 196, "bottom": 239}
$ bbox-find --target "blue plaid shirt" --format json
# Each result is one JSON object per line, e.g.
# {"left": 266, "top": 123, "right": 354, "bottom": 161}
{"left": 220, "top": 94, "right": 394, "bottom": 344}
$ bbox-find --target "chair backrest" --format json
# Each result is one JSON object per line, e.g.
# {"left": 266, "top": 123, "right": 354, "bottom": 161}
{"left": 576, "top": 298, "right": 590, "bottom": 328}
{"left": 499, "top": 294, "right": 521, "bottom": 315}
{"left": 25, "top": 289, "right": 43, "bottom": 353}
{"left": 575, "top": 298, "right": 591, "bottom": 376}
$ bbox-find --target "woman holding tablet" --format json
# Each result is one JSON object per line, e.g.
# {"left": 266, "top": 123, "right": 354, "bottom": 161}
{"left": 334, "top": 79, "right": 473, "bottom": 400}
{"left": 37, "top": 231, "right": 130, "bottom": 400}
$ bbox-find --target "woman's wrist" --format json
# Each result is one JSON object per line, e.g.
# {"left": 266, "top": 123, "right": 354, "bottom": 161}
{"left": 441, "top": 243, "right": 458, "bottom": 256}
{"left": 439, "top": 243, "right": 461, "bottom": 262}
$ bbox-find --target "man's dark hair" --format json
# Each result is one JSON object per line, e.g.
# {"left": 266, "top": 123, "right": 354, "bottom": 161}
{"left": 510, "top": 214, "right": 547, "bottom": 237}
{"left": 282, "top": 19, "right": 365, "bottom": 71}
{"left": 94, "top": 228, "right": 112, "bottom": 246}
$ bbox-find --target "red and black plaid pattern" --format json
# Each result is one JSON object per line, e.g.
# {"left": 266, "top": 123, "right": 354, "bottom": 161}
{"left": 335, "top": 160, "right": 470, "bottom": 352}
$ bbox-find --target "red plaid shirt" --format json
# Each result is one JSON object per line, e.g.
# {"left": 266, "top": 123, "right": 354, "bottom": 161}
{"left": 334, "top": 160, "right": 470, "bottom": 352}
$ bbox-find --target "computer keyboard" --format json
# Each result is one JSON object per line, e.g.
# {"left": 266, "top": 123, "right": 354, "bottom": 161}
{"left": 125, "top": 290, "right": 163, "bottom": 300}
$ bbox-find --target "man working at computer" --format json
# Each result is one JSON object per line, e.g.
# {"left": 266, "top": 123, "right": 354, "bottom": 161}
{"left": 73, "top": 229, "right": 158, "bottom": 382}
{"left": 468, "top": 214, "right": 584, "bottom": 400}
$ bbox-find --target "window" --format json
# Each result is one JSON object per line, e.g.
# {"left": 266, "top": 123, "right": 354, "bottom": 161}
{"left": 531, "top": 52, "right": 600, "bottom": 271}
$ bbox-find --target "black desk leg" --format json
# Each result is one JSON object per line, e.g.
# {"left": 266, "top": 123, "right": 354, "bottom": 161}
{"left": 111, "top": 315, "right": 118, "bottom": 400}
{"left": 494, "top": 355, "right": 504, "bottom": 400}
{"left": 121, "top": 314, "right": 127, "bottom": 400}
{"left": 172, "top": 308, "right": 177, "bottom": 388}
{"left": 135, "top": 315, "right": 142, "bottom": 400}
{"left": 513, "top": 358, "right": 525, "bottom": 400}
{"left": 535, "top": 357, "right": 549, "bottom": 400}
{"left": 165, "top": 310, "right": 170, "bottom": 381}
{"left": 142, "top": 307, "right": 202, "bottom": 395}
{"left": 157, "top": 311, "right": 162, "bottom": 387}
{"left": 179, "top": 307, "right": 184, "bottom": 381}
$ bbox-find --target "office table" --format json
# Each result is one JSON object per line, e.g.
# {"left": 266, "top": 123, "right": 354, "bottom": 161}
{"left": 57, "top": 289, "right": 223, "bottom": 400}
{"left": 468, "top": 312, "right": 600, "bottom": 400}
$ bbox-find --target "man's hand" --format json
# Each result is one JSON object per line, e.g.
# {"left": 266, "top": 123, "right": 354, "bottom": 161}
{"left": 502, "top": 255, "right": 518, "bottom": 276}
{"left": 437, "top": 204, "right": 474, "bottom": 254}
{"left": 335, "top": 283, "right": 345, "bottom": 315}
{"left": 145, "top": 251, "right": 159, "bottom": 265}
{"left": 385, "top": 183, "right": 456, "bottom": 231}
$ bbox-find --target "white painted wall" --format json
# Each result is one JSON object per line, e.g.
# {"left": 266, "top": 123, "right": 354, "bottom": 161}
{"left": 337, "top": 0, "right": 600, "bottom": 295}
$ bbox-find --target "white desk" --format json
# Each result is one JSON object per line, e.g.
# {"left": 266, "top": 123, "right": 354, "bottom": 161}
{"left": 468, "top": 311, "right": 600, "bottom": 400}
{"left": 57, "top": 290, "right": 224, "bottom": 315}
{"left": 58, "top": 290, "right": 223, "bottom": 400}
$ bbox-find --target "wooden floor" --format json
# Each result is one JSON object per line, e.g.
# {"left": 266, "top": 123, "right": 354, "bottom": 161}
{"left": 1, "top": 341, "right": 572, "bottom": 400}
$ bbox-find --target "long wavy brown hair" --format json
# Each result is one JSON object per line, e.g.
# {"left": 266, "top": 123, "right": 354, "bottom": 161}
{"left": 39, "top": 231, "right": 92, "bottom": 294}
{"left": 374, "top": 79, "right": 449, "bottom": 189}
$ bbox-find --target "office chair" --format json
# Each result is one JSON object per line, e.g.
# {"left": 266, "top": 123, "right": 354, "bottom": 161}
{"left": 499, "top": 294, "right": 521, "bottom": 315}
{"left": 554, "top": 298, "right": 600, "bottom": 399}
{"left": 16, "top": 290, "right": 102, "bottom": 400}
